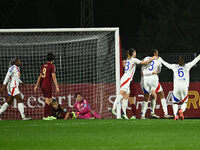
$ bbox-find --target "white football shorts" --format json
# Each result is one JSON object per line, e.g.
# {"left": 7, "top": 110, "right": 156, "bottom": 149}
{"left": 143, "top": 76, "right": 163, "bottom": 93}
{"left": 172, "top": 86, "right": 188, "bottom": 103}
{"left": 120, "top": 74, "right": 132, "bottom": 94}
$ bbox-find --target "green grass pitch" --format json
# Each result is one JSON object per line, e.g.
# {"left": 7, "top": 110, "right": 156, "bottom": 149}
{"left": 0, "top": 119, "right": 200, "bottom": 150}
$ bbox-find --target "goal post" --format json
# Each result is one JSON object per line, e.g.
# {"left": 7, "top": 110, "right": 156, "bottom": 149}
{"left": 0, "top": 28, "right": 120, "bottom": 119}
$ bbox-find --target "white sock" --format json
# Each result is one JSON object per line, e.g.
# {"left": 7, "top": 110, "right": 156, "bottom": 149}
{"left": 18, "top": 103, "right": 25, "bottom": 119}
{"left": 112, "top": 95, "right": 123, "bottom": 110}
{"left": 122, "top": 99, "right": 128, "bottom": 116}
{"left": 181, "top": 103, "right": 187, "bottom": 112}
{"left": 116, "top": 101, "right": 121, "bottom": 119}
{"left": 0, "top": 102, "right": 9, "bottom": 115}
{"left": 161, "top": 98, "right": 168, "bottom": 115}
{"left": 141, "top": 101, "right": 148, "bottom": 117}
{"left": 150, "top": 99, "right": 156, "bottom": 114}
{"left": 173, "top": 104, "right": 178, "bottom": 116}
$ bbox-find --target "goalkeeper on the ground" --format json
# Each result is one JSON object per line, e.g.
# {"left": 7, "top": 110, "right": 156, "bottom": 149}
{"left": 73, "top": 93, "right": 102, "bottom": 119}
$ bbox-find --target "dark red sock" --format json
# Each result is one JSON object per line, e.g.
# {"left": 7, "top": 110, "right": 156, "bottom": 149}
{"left": 48, "top": 104, "right": 52, "bottom": 116}
{"left": 131, "top": 104, "right": 136, "bottom": 116}
{"left": 44, "top": 103, "right": 52, "bottom": 117}
{"left": 69, "top": 113, "right": 73, "bottom": 118}
{"left": 44, "top": 103, "right": 49, "bottom": 118}
{"left": 48, "top": 104, "right": 52, "bottom": 117}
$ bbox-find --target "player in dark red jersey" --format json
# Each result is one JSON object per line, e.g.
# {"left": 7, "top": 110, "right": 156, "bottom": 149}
{"left": 51, "top": 99, "right": 74, "bottom": 119}
{"left": 34, "top": 53, "right": 59, "bottom": 120}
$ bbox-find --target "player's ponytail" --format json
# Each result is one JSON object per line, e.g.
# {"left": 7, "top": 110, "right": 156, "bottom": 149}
{"left": 153, "top": 49, "right": 158, "bottom": 56}
{"left": 127, "top": 48, "right": 136, "bottom": 59}
{"left": 9, "top": 59, "right": 13, "bottom": 67}
{"left": 178, "top": 56, "right": 185, "bottom": 66}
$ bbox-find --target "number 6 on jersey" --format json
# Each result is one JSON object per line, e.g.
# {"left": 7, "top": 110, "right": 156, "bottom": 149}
{"left": 178, "top": 68, "right": 184, "bottom": 77}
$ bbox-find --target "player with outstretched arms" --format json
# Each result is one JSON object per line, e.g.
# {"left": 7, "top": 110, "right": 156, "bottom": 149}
{"left": 0, "top": 58, "right": 30, "bottom": 120}
{"left": 34, "top": 53, "right": 59, "bottom": 120}
{"left": 159, "top": 54, "right": 200, "bottom": 120}
{"left": 141, "top": 49, "right": 171, "bottom": 119}
{"left": 111, "top": 48, "right": 158, "bottom": 119}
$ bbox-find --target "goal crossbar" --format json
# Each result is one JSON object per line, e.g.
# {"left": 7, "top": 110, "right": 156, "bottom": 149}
{"left": 0, "top": 28, "right": 119, "bottom": 33}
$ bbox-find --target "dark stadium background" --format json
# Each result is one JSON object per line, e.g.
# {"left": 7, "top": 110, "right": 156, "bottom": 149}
{"left": 0, "top": 0, "right": 199, "bottom": 82}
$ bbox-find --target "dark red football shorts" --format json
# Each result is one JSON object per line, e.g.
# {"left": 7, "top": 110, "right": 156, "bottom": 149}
{"left": 41, "top": 87, "right": 52, "bottom": 98}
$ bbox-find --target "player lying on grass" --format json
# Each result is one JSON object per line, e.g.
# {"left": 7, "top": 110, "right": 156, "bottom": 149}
{"left": 52, "top": 99, "right": 74, "bottom": 119}
{"left": 141, "top": 49, "right": 171, "bottom": 119}
{"left": 34, "top": 53, "right": 59, "bottom": 120}
{"left": 111, "top": 48, "right": 158, "bottom": 119}
{"left": 159, "top": 54, "right": 200, "bottom": 120}
{"left": 73, "top": 93, "right": 102, "bottom": 119}
{"left": 0, "top": 58, "right": 30, "bottom": 120}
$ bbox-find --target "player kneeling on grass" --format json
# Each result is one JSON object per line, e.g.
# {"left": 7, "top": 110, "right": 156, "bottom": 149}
{"left": 0, "top": 58, "right": 30, "bottom": 120}
{"left": 73, "top": 93, "right": 102, "bottom": 119}
{"left": 159, "top": 54, "right": 200, "bottom": 120}
{"left": 52, "top": 99, "right": 74, "bottom": 119}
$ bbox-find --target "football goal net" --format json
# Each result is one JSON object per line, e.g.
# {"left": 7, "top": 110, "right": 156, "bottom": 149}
{"left": 0, "top": 28, "right": 120, "bottom": 119}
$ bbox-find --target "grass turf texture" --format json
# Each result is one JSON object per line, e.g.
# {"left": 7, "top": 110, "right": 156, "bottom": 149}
{"left": 0, "top": 119, "right": 200, "bottom": 150}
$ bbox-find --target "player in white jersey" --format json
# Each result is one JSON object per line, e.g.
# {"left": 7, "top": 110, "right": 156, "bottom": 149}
{"left": 159, "top": 54, "right": 200, "bottom": 120}
{"left": 140, "top": 61, "right": 158, "bottom": 119}
{"left": 111, "top": 48, "right": 157, "bottom": 119}
{"left": 141, "top": 50, "right": 171, "bottom": 119}
{"left": 0, "top": 58, "right": 30, "bottom": 120}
